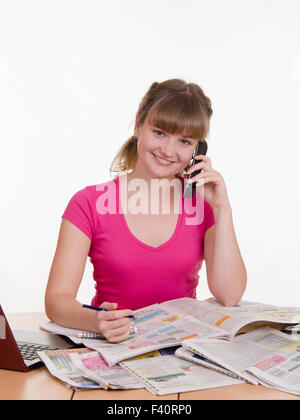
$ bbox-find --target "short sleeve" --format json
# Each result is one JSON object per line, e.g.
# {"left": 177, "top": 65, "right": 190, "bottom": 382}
{"left": 204, "top": 201, "right": 215, "bottom": 233}
{"left": 62, "top": 187, "right": 93, "bottom": 240}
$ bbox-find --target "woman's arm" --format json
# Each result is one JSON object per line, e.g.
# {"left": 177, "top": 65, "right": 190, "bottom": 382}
{"left": 45, "top": 219, "right": 132, "bottom": 342}
{"left": 204, "top": 204, "right": 247, "bottom": 306}
{"left": 186, "top": 154, "right": 247, "bottom": 306}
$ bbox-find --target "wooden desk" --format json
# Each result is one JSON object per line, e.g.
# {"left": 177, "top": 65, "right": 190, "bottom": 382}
{"left": 1, "top": 313, "right": 299, "bottom": 400}
{"left": 0, "top": 313, "right": 73, "bottom": 400}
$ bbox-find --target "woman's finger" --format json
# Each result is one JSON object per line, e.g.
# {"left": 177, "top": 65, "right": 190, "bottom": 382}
{"left": 196, "top": 175, "right": 219, "bottom": 186}
{"left": 101, "top": 316, "right": 130, "bottom": 331}
{"left": 187, "top": 168, "right": 215, "bottom": 184}
{"left": 186, "top": 161, "right": 208, "bottom": 174}
{"left": 105, "top": 325, "right": 131, "bottom": 343}
{"left": 102, "top": 309, "right": 133, "bottom": 321}
{"left": 194, "top": 154, "right": 211, "bottom": 164}
{"left": 99, "top": 302, "right": 118, "bottom": 311}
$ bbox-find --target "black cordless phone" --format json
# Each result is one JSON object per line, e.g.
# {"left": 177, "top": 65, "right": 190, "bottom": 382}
{"left": 183, "top": 140, "right": 208, "bottom": 198}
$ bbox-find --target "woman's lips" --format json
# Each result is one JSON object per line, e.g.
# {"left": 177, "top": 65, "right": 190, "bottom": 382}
{"left": 152, "top": 153, "right": 175, "bottom": 166}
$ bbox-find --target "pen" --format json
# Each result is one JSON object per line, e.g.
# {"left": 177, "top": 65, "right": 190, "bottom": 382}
{"left": 82, "top": 304, "right": 135, "bottom": 319}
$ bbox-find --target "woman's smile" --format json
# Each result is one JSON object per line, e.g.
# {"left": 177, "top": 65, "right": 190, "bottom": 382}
{"left": 152, "top": 152, "right": 176, "bottom": 166}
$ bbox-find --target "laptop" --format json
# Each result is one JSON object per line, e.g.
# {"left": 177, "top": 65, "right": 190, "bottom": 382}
{"left": 0, "top": 305, "right": 75, "bottom": 372}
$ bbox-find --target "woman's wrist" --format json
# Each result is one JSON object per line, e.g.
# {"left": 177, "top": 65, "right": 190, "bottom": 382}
{"left": 46, "top": 293, "right": 101, "bottom": 333}
{"left": 212, "top": 201, "right": 232, "bottom": 220}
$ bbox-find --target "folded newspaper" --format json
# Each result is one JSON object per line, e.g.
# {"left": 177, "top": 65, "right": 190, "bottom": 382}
{"left": 120, "top": 346, "right": 243, "bottom": 395}
{"left": 182, "top": 326, "right": 300, "bottom": 394}
{"left": 36, "top": 347, "right": 143, "bottom": 390}
{"left": 45, "top": 297, "right": 300, "bottom": 367}
{"left": 174, "top": 347, "right": 247, "bottom": 382}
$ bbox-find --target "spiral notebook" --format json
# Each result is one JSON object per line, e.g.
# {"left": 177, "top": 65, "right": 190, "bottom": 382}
{"left": 39, "top": 322, "right": 106, "bottom": 339}
{"left": 40, "top": 322, "right": 136, "bottom": 340}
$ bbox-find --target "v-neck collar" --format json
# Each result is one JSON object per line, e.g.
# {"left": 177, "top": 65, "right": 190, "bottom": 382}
{"left": 115, "top": 176, "right": 184, "bottom": 252}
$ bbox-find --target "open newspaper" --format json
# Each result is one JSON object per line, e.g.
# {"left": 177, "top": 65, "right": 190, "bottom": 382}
{"left": 64, "top": 297, "right": 300, "bottom": 366}
{"left": 120, "top": 347, "right": 243, "bottom": 395}
{"left": 69, "top": 350, "right": 143, "bottom": 389}
{"left": 36, "top": 347, "right": 107, "bottom": 390}
{"left": 174, "top": 347, "right": 247, "bottom": 382}
{"left": 182, "top": 326, "right": 300, "bottom": 394}
{"left": 37, "top": 347, "right": 143, "bottom": 390}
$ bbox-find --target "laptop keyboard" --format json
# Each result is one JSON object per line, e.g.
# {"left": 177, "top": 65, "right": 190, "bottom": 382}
{"left": 17, "top": 341, "right": 58, "bottom": 361}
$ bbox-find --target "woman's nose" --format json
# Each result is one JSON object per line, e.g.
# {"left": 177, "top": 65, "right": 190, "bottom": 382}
{"left": 160, "top": 140, "right": 175, "bottom": 158}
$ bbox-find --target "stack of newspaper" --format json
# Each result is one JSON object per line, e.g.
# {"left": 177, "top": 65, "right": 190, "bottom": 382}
{"left": 180, "top": 326, "right": 300, "bottom": 396}
{"left": 36, "top": 347, "right": 144, "bottom": 390}
{"left": 38, "top": 297, "right": 300, "bottom": 395}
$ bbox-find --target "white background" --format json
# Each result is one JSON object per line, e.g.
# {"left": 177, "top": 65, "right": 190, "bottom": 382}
{"left": 1, "top": 0, "right": 300, "bottom": 313}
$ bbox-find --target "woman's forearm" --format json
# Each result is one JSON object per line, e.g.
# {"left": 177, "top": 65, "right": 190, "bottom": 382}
{"left": 208, "top": 204, "right": 247, "bottom": 306}
{"left": 45, "top": 293, "right": 97, "bottom": 332}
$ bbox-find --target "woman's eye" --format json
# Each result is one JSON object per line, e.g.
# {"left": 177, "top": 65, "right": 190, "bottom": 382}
{"left": 181, "top": 139, "right": 191, "bottom": 145}
{"left": 154, "top": 130, "right": 164, "bottom": 137}
{"left": 153, "top": 130, "right": 191, "bottom": 145}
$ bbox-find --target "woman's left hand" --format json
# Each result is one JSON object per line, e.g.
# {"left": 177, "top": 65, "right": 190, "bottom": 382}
{"left": 185, "top": 155, "right": 230, "bottom": 209}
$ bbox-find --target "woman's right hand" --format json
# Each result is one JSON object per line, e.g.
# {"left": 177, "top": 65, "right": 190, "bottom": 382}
{"left": 93, "top": 302, "right": 133, "bottom": 343}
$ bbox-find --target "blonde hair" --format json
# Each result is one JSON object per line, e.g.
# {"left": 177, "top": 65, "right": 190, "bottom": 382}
{"left": 109, "top": 78, "right": 213, "bottom": 178}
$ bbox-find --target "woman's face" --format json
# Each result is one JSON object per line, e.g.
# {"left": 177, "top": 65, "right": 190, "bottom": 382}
{"left": 134, "top": 116, "right": 198, "bottom": 179}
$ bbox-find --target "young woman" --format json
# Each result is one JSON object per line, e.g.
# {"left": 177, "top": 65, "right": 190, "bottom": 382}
{"left": 45, "top": 79, "right": 247, "bottom": 342}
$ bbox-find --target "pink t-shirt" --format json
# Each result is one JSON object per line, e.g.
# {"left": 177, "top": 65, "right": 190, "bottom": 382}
{"left": 61, "top": 176, "right": 215, "bottom": 310}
